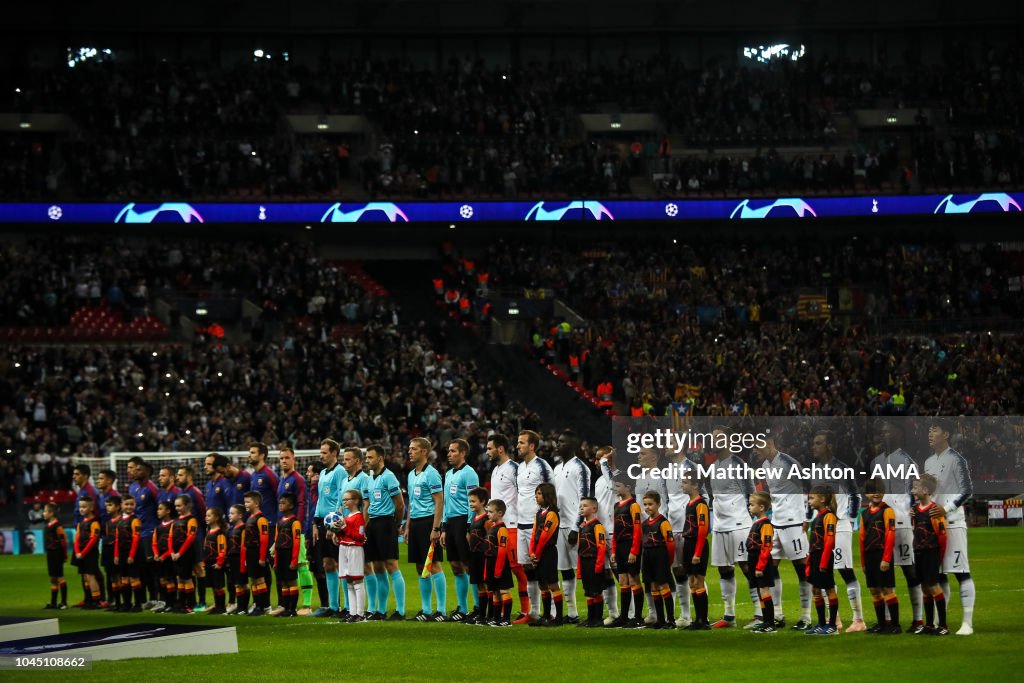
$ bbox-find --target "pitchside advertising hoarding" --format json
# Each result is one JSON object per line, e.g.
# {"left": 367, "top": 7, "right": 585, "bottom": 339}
{"left": 610, "top": 416, "right": 1023, "bottom": 507}
{"left": 0, "top": 192, "right": 1022, "bottom": 224}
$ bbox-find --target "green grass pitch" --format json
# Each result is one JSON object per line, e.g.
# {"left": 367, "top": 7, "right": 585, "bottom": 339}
{"left": 1, "top": 528, "right": 1022, "bottom": 682}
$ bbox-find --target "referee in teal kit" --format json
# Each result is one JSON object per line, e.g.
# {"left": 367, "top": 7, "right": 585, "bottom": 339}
{"left": 363, "top": 444, "right": 406, "bottom": 620}
{"left": 441, "top": 438, "right": 480, "bottom": 621}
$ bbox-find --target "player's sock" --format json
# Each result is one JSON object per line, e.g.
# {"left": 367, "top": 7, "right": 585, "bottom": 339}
{"left": 315, "top": 572, "right": 328, "bottom": 607}
{"left": 528, "top": 581, "right": 541, "bottom": 618}
{"left": 935, "top": 590, "right": 947, "bottom": 627}
{"left": 561, "top": 576, "right": 578, "bottom": 618}
{"left": 186, "top": 581, "right": 196, "bottom": 609}
{"left": 909, "top": 583, "right": 923, "bottom": 622}
{"left": 197, "top": 576, "right": 206, "bottom": 606}
{"left": 49, "top": 583, "right": 59, "bottom": 607}
{"left": 340, "top": 578, "right": 349, "bottom": 611}
{"left": 298, "top": 565, "right": 313, "bottom": 606}
{"left": 418, "top": 576, "right": 432, "bottom": 613}
{"left": 958, "top": 576, "right": 975, "bottom": 628}
{"left": 719, "top": 573, "right": 737, "bottom": 618}
{"left": 514, "top": 566, "right": 530, "bottom": 613}
{"left": 761, "top": 595, "right": 774, "bottom": 626}
{"left": 646, "top": 591, "right": 656, "bottom": 620}
{"left": 845, "top": 578, "right": 863, "bottom": 621}
{"left": 749, "top": 586, "right": 762, "bottom": 619}
{"left": 885, "top": 595, "right": 899, "bottom": 626}
{"left": 326, "top": 572, "right": 340, "bottom": 612}
{"left": 827, "top": 589, "right": 838, "bottom": 627}
{"left": 631, "top": 586, "right": 644, "bottom": 619}
{"left": 604, "top": 584, "right": 619, "bottom": 618}
{"left": 214, "top": 588, "right": 226, "bottom": 611}
{"left": 353, "top": 582, "right": 367, "bottom": 617}
{"left": 541, "top": 590, "right": 552, "bottom": 619}
{"left": 814, "top": 592, "right": 826, "bottom": 626}
{"left": 799, "top": 577, "right": 813, "bottom": 622}
{"left": 133, "top": 581, "right": 145, "bottom": 607}
{"left": 769, "top": 582, "right": 782, "bottom": 617}
{"left": 939, "top": 575, "right": 950, "bottom": 602}
{"left": 491, "top": 594, "right": 501, "bottom": 621}
{"left": 653, "top": 590, "right": 665, "bottom": 624}
{"left": 471, "top": 583, "right": 480, "bottom": 614}
{"left": 365, "top": 573, "right": 378, "bottom": 613}
{"left": 924, "top": 593, "right": 934, "bottom": 626}
{"left": 620, "top": 586, "right": 632, "bottom": 618}
{"left": 502, "top": 593, "right": 513, "bottom": 621}
{"left": 676, "top": 579, "right": 690, "bottom": 621}
{"left": 873, "top": 595, "right": 886, "bottom": 624}
{"left": 390, "top": 569, "right": 406, "bottom": 615}
{"left": 663, "top": 588, "right": 675, "bottom": 623}
{"left": 96, "top": 568, "right": 106, "bottom": 602}
{"left": 454, "top": 572, "right": 469, "bottom": 614}
{"left": 431, "top": 572, "right": 447, "bottom": 614}
{"left": 59, "top": 580, "right": 67, "bottom": 605}
{"left": 693, "top": 588, "right": 708, "bottom": 624}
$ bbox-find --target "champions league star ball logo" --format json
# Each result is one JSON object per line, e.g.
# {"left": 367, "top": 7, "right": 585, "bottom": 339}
{"left": 524, "top": 201, "right": 614, "bottom": 221}
{"left": 114, "top": 203, "right": 204, "bottom": 223}
{"left": 934, "top": 193, "right": 1022, "bottom": 214}
{"left": 730, "top": 198, "right": 817, "bottom": 219}
{"left": 320, "top": 203, "right": 410, "bottom": 223}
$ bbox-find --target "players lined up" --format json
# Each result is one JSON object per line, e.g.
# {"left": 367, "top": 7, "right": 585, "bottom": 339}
{"left": 45, "top": 420, "right": 974, "bottom": 634}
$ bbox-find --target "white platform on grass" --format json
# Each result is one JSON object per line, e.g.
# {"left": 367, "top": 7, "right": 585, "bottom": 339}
{"left": 0, "top": 617, "right": 60, "bottom": 642}
{"left": 0, "top": 623, "right": 237, "bottom": 661}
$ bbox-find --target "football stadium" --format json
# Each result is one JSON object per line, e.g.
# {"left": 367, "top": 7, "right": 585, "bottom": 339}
{"left": 1, "top": 1, "right": 1023, "bottom": 681}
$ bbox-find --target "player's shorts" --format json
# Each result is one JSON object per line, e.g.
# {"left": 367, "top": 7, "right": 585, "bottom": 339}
{"left": 556, "top": 527, "right": 579, "bottom": 571}
{"left": 46, "top": 551, "right": 65, "bottom": 578}
{"left": 365, "top": 517, "right": 399, "bottom": 563}
{"left": 485, "top": 556, "right": 513, "bottom": 591}
{"left": 407, "top": 516, "right": 443, "bottom": 565}
{"left": 444, "top": 518, "right": 470, "bottom": 563}
{"left": 915, "top": 547, "right": 942, "bottom": 585}
{"left": 614, "top": 544, "right": 641, "bottom": 577}
{"left": 517, "top": 524, "right": 533, "bottom": 569}
{"left": 536, "top": 545, "right": 558, "bottom": 585}
{"left": 117, "top": 553, "right": 139, "bottom": 578}
{"left": 245, "top": 557, "right": 267, "bottom": 580}
{"left": 101, "top": 542, "right": 115, "bottom": 570}
{"left": 833, "top": 523, "right": 854, "bottom": 570}
{"left": 712, "top": 527, "right": 750, "bottom": 567}
{"left": 770, "top": 524, "right": 809, "bottom": 561}
{"left": 641, "top": 546, "right": 671, "bottom": 585}
{"left": 894, "top": 527, "right": 915, "bottom": 566}
{"left": 227, "top": 560, "right": 245, "bottom": 586}
{"left": 77, "top": 552, "right": 99, "bottom": 576}
{"left": 338, "top": 544, "right": 365, "bottom": 579}
{"left": 941, "top": 526, "right": 970, "bottom": 574}
{"left": 807, "top": 552, "right": 835, "bottom": 589}
{"left": 507, "top": 527, "right": 520, "bottom": 567}
{"left": 275, "top": 562, "right": 298, "bottom": 584}
{"left": 580, "top": 561, "right": 604, "bottom": 597}
{"left": 141, "top": 535, "right": 155, "bottom": 561}
{"left": 681, "top": 538, "right": 709, "bottom": 577}
{"left": 468, "top": 553, "right": 485, "bottom": 585}
{"left": 173, "top": 558, "right": 193, "bottom": 580}
{"left": 745, "top": 563, "right": 778, "bottom": 589}
{"left": 863, "top": 550, "right": 896, "bottom": 589}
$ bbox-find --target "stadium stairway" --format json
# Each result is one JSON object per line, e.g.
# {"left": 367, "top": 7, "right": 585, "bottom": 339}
{"left": 366, "top": 260, "right": 609, "bottom": 444}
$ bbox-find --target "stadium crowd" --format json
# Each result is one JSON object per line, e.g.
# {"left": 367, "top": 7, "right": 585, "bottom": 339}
{"left": 440, "top": 237, "right": 1024, "bottom": 418}
{"left": 2, "top": 43, "right": 1022, "bottom": 199}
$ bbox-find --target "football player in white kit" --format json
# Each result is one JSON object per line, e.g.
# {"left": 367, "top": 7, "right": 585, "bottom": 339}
{"left": 515, "top": 430, "right": 554, "bottom": 624}
{"left": 870, "top": 420, "right": 923, "bottom": 629}
{"left": 487, "top": 433, "right": 531, "bottom": 622}
{"left": 593, "top": 446, "right": 620, "bottom": 624}
{"left": 665, "top": 448, "right": 699, "bottom": 627}
{"left": 706, "top": 426, "right": 757, "bottom": 629}
{"left": 809, "top": 430, "right": 866, "bottom": 632}
{"left": 553, "top": 432, "right": 591, "bottom": 623}
{"left": 755, "top": 432, "right": 813, "bottom": 629}
{"left": 924, "top": 418, "right": 975, "bottom": 635}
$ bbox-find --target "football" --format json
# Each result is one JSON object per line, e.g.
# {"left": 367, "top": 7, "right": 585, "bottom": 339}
{"left": 324, "top": 511, "right": 344, "bottom": 531}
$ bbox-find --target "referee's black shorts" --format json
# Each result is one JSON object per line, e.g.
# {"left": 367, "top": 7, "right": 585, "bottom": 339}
{"left": 365, "top": 517, "right": 399, "bottom": 563}
{"left": 445, "top": 518, "right": 470, "bottom": 563}
{"left": 407, "top": 516, "right": 442, "bottom": 565}
{"left": 314, "top": 518, "right": 337, "bottom": 563}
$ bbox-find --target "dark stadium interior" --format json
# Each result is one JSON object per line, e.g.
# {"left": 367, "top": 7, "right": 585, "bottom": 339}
{"left": 0, "top": 0, "right": 1021, "bottom": 585}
